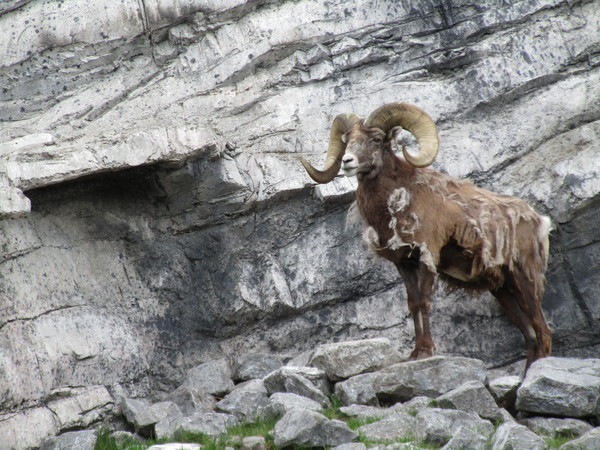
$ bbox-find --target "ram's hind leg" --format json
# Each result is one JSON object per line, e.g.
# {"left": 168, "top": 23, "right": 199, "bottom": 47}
{"left": 397, "top": 263, "right": 436, "bottom": 360}
{"left": 508, "top": 270, "right": 552, "bottom": 364}
{"left": 492, "top": 273, "right": 552, "bottom": 370}
{"left": 491, "top": 287, "right": 538, "bottom": 367}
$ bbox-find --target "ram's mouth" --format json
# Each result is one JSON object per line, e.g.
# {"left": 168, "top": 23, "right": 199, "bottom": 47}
{"left": 342, "top": 164, "right": 358, "bottom": 177}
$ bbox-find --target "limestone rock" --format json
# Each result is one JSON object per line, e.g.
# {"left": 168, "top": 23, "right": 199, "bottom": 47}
{"left": 376, "top": 357, "right": 487, "bottom": 402}
{"left": 356, "top": 411, "right": 416, "bottom": 442}
{"left": 182, "top": 359, "right": 234, "bottom": 397}
{"left": 233, "top": 353, "right": 284, "bottom": 382}
{"left": 263, "top": 367, "right": 330, "bottom": 407}
{"left": 155, "top": 411, "right": 237, "bottom": 439}
{"left": 241, "top": 435, "right": 267, "bottom": 450}
{"left": 519, "top": 417, "right": 593, "bottom": 439}
{"left": 264, "top": 392, "right": 322, "bottom": 418}
{"left": 121, "top": 399, "right": 181, "bottom": 436}
{"left": 442, "top": 426, "right": 489, "bottom": 450}
{"left": 46, "top": 385, "right": 114, "bottom": 431}
{"left": 559, "top": 427, "right": 600, "bottom": 450}
{"left": 488, "top": 375, "right": 521, "bottom": 403}
{"left": 215, "top": 379, "right": 269, "bottom": 422}
{"left": 272, "top": 409, "right": 358, "bottom": 448}
{"left": 40, "top": 430, "right": 97, "bottom": 450}
{"left": 339, "top": 404, "right": 390, "bottom": 421}
{"left": 491, "top": 421, "right": 547, "bottom": 450}
{"left": 436, "top": 380, "right": 504, "bottom": 422}
{"left": 1, "top": 1, "right": 599, "bottom": 447}
{"left": 516, "top": 357, "right": 600, "bottom": 418}
{"left": 163, "top": 384, "right": 216, "bottom": 416}
{"left": 309, "top": 337, "right": 402, "bottom": 381}
{"left": 334, "top": 372, "right": 380, "bottom": 406}
{"left": 415, "top": 408, "right": 494, "bottom": 446}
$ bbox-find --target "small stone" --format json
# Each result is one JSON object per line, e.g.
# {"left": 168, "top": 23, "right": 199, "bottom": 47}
{"left": 241, "top": 435, "right": 267, "bottom": 450}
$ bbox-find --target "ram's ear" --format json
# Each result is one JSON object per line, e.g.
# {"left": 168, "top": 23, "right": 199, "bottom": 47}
{"left": 386, "top": 126, "right": 403, "bottom": 142}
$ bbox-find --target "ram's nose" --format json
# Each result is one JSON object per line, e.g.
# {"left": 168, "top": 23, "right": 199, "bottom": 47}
{"left": 341, "top": 153, "right": 359, "bottom": 177}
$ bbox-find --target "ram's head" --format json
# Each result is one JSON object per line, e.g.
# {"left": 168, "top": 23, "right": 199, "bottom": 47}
{"left": 301, "top": 102, "right": 439, "bottom": 183}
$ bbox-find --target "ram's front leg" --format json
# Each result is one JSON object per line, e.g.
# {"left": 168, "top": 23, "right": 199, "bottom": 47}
{"left": 396, "top": 262, "right": 436, "bottom": 359}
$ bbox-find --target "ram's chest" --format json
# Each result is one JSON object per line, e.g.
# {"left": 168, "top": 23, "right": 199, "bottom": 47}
{"left": 356, "top": 186, "right": 418, "bottom": 251}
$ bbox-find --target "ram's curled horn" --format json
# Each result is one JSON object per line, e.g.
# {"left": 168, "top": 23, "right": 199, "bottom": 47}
{"left": 365, "top": 102, "right": 439, "bottom": 168}
{"left": 300, "top": 113, "right": 361, "bottom": 184}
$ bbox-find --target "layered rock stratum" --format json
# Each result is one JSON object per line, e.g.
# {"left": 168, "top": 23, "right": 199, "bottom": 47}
{"left": 1, "top": 0, "right": 599, "bottom": 447}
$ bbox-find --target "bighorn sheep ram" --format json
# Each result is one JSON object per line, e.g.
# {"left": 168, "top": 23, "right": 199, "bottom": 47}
{"left": 301, "top": 102, "right": 552, "bottom": 369}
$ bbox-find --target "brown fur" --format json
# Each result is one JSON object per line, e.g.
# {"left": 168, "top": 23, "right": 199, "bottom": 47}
{"left": 346, "top": 123, "right": 552, "bottom": 370}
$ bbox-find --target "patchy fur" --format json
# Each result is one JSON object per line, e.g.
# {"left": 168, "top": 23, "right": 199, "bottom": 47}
{"left": 341, "top": 119, "right": 552, "bottom": 370}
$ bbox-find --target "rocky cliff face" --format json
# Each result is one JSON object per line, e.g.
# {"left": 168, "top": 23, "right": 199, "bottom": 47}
{"left": 1, "top": 0, "right": 599, "bottom": 446}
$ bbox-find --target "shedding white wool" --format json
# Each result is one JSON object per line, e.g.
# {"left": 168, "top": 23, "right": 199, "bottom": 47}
{"left": 362, "top": 226, "right": 381, "bottom": 257}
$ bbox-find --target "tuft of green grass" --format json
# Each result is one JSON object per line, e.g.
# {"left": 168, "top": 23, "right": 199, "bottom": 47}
{"left": 544, "top": 433, "right": 577, "bottom": 448}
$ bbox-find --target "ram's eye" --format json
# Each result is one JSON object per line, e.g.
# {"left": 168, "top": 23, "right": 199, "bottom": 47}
{"left": 372, "top": 136, "right": 382, "bottom": 143}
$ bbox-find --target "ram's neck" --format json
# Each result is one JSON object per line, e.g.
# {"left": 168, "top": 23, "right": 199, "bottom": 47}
{"left": 355, "top": 151, "right": 415, "bottom": 230}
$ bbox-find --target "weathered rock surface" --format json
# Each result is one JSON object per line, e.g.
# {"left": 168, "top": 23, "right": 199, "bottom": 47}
{"left": 335, "top": 356, "right": 486, "bottom": 406}
{"left": 39, "top": 430, "right": 97, "bottom": 450}
{"left": 415, "top": 408, "right": 494, "bottom": 446}
{"left": 491, "top": 421, "right": 547, "bottom": 450}
{"left": 309, "top": 337, "right": 403, "bottom": 381}
{"left": 232, "top": 353, "right": 284, "bottom": 382}
{"left": 436, "top": 380, "right": 504, "bottom": 422}
{"left": 32, "top": 339, "right": 599, "bottom": 449}
{"left": 272, "top": 409, "right": 358, "bottom": 448}
{"left": 516, "top": 357, "right": 600, "bottom": 418}
{"left": 1, "top": 0, "right": 599, "bottom": 447}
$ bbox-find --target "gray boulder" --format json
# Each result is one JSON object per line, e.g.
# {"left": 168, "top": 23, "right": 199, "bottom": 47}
{"left": 357, "top": 411, "right": 416, "bottom": 442}
{"left": 163, "top": 384, "right": 216, "bottom": 416}
{"left": 155, "top": 411, "right": 237, "bottom": 438}
{"left": 331, "top": 444, "right": 367, "bottom": 450}
{"left": 491, "top": 421, "right": 547, "bottom": 450}
{"left": 376, "top": 357, "right": 487, "bottom": 402}
{"left": 121, "top": 398, "right": 181, "bottom": 436}
{"left": 215, "top": 379, "right": 269, "bottom": 421}
{"left": 415, "top": 408, "right": 494, "bottom": 446}
{"left": 516, "top": 357, "right": 600, "bottom": 418}
{"left": 40, "top": 430, "right": 97, "bottom": 450}
{"left": 309, "top": 338, "right": 402, "bottom": 381}
{"left": 560, "top": 427, "right": 600, "bottom": 449}
{"left": 264, "top": 392, "right": 322, "bottom": 418}
{"left": 182, "top": 359, "right": 235, "bottom": 397}
{"left": 442, "top": 426, "right": 489, "bottom": 450}
{"left": 519, "top": 417, "right": 593, "bottom": 439}
{"left": 339, "top": 404, "right": 390, "bottom": 420}
{"left": 147, "top": 444, "right": 201, "bottom": 450}
{"left": 334, "top": 372, "right": 380, "bottom": 406}
{"left": 488, "top": 375, "right": 522, "bottom": 403}
{"left": 263, "top": 367, "right": 330, "bottom": 406}
{"left": 436, "top": 380, "right": 504, "bottom": 422}
{"left": 273, "top": 409, "right": 358, "bottom": 448}
{"left": 241, "top": 435, "right": 267, "bottom": 450}
{"left": 335, "top": 356, "right": 486, "bottom": 406}
{"left": 233, "top": 353, "right": 284, "bottom": 381}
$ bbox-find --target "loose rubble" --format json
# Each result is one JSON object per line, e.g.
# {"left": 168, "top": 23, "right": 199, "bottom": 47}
{"left": 40, "top": 339, "right": 599, "bottom": 448}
